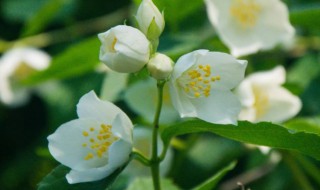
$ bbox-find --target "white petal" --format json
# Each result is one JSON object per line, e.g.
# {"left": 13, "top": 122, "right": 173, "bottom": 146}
{"left": 189, "top": 90, "right": 241, "bottom": 125}
{"left": 169, "top": 79, "right": 197, "bottom": 118}
{"left": 234, "top": 79, "right": 255, "bottom": 107}
{"left": 112, "top": 114, "right": 133, "bottom": 143}
{"left": 246, "top": 66, "right": 285, "bottom": 86}
{"left": 112, "top": 25, "right": 150, "bottom": 60}
{"left": 66, "top": 166, "right": 115, "bottom": 184}
{"left": 108, "top": 138, "right": 132, "bottom": 171}
{"left": 238, "top": 106, "right": 256, "bottom": 121}
{"left": 77, "top": 91, "right": 122, "bottom": 123}
{"left": 136, "top": 0, "right": 164, "bottom": 35}
{"left": 48, "top": 118, "right": 108, "bottom": 170}
{"left": 172, "top": 50, "right": 208, "bottom": 81}
{"left": 256, "top": 86, "right": 302, "bottom": 123}
{"left": 197, "top": 52, "right": 247, "bottom": 90}
{"left": 112, "top": 53, "right": 147, "bottom": 73}
{"left": 253, "top": 0, "right": 294, "bottom": 50}
{"left": 205, "top": 0, "right": 294, "bottom": 57}
{"left": 20, "top": 48, "right": 51, "bottom": 70}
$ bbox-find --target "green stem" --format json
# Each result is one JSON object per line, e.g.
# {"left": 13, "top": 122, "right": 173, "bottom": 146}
{"left": 132, "top": 149, "right": 151, "bottom": 166}
{"left": 151, "top": 80, "right": 165, "bottom": 190}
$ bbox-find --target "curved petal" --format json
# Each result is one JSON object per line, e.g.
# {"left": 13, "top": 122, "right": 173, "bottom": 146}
{"left": 112, "top": 114, "right": 133, "bottom": 143}
{"left": 256, "top": 86, "right": 302, "bottom": 123}
{"left": 189, "top": 90, "right": 241, "bottom": 125}
{"left": 197, "top": 52, "right": 247, "bottom": 90}
{"left": 205, "top": 0, "right": 294, "bottom": 57}
{"left": 77, "top": 91, "right": 122, "bottom": 123}
{"left": 48, "top": 118, "right": 109, "bottom": 171}
{"left": 108, "top": 138, "right": 132, "bottom": 171}
{"left": 246, "top": 66, "right": 285, "bottom": 86}
{"left": 112, "top": 25, "right": 150, "bottom": 59}
{"left": 21, "top": 48, "right": 51, "bottom": 70}
{"left": 253, "top": 0, "right": 294, "bottom": 50}
{"left": 234, "top": 79, "right": 255, "bottom": 107}
{"left": 66, "top": 139, "right": 132, "bottom": 184}
{"left": 169, "top": 79, "right": 197, "bottom": 118}
{"left": 66, "top": 165, "right": 115, "bottom": 184}
{"left": 172, "top": 50, "right": 208, "bottom": 81}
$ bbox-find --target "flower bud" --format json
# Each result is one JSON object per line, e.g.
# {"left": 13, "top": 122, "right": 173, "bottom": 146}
{"left": 98, "top": 25, "right": 150, "bottom": 73}
{"left": 147, "top": 53, "right": 173, "bottom": 80}
{"left": 136, "top": 0, "right": 165, "bottom": 40}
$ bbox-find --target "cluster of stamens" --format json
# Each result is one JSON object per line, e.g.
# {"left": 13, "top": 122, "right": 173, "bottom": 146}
{"left": 179, "top": 64, "right": 220, "bottom": 98}
{"left": 230, "top": 0, "right": 261, "bottom": 28}
{"left": 82, "top": 124, "right": 119, "bottom": 161}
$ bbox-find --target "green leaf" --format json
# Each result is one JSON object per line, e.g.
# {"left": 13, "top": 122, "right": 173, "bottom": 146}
{"left": 152, "top": 0, "right": 203, "bottom": 29}
{"left": 38, "top": 164, "right": 125, "bottom": 190}
{"left": 285, "top": 116, "right": 320, "bottom": 136}
{"left": 159, "top": 26, "right": 213, "bottom": 61}
{"left": 290, "top": 4, "right": 320, "bottom": 31}
{"left": 23, "top": 37, "right": 100, "bottom": 85}
{"left": 161, "top": 120, "right": 320, "bottom": 160}
{"left": 21, "top": 0, "right": 71, "bottom": 36}
{"left": 193, "top": 161, "right": 237, "bottom": 190}
{"left": 147, "top": 17, "right": 162, "bottom": 41}
{"left": 126, "top": 177, "right": 179, "bottom": 190}
{"left": 301, "top": 75, "right": 320, "bottom": 115}
{"left": 287, "top": 54, "right": 320, "bottom": 92}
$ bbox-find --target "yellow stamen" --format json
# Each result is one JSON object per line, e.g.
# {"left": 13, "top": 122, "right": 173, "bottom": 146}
{"left": 230, "top": 0, "right": 261, "bottom": 28}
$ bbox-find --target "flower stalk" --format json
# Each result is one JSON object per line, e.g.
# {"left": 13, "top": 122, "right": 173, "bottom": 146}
{"left": 150, "top": 80, "right": 165, "bottom": 190}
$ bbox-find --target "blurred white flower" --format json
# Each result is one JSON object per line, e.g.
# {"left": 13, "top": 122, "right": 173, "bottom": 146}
{"left": 124, "top": 78, "right": 179, "bottom": 125}
{"left": 169, "top": 50, "right": 247, "bottom": 125}
{"left": 235, "top": 66, "right": 302, "bottom": 123}
{"left": 0, "top": 47, "right": 51, "bottom": 107}
{"left": 98, "top": 25, "right": 150, "bottom": 73}
{"left": 48, "top": 91, "right": 133, "bottom": 184}
{"left": 100, "top": 71, "right": 128, "bottom": 102}
{"left": 123, "top": 127, "right": 173, "bottom": 177}
{"left": 147, "top": 53, "right": 173, "bottom": 80}
{"left": 136, "top": 0, "right": 165, "bottom": 40}
{"left": 205, "top": 0, "right": 294, "bottom": 57}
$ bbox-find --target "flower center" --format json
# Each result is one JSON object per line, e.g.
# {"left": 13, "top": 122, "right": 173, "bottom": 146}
{"left": 178, "top": 64, "right": 220, "bottom": 98}
{"left": 252, "top": 85, "right": 269, "bottom": 119}
{"left": 110, "top": 37, "right": 117, "bottom": 52}
{"left": 11, "top": 62, "right": 36, "bottom": 82}
{"left": 229, "top": 0, "right": 261, "bottom": 28}
{"left": 82, "top": 124, "right": 119, "bottom": 160}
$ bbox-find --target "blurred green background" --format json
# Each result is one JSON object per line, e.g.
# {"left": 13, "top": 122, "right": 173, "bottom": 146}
{"left": 0, "top": 0, "right": 319, "bottom": 189}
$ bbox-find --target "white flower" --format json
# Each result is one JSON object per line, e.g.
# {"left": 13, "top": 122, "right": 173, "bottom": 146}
{"left": 124, "top": 78, "right": 179, "bottom": 125}
{"left": 0, "top": 47, "right": 51, "bottom": 107}
{"left": 205, "top": 0, "right": 295, "bottom": 57}
{"left": 123, "top": 127, "right": 173, "bottom": 177}
{"left": 235, "top": 66, "right": 302, "bottom": 123}
{"left": 98, "top": 25, "right": 150, "bottom": 73}
{"left": 48, "top": 91, "right": 133, "bottom": 184}
{"left": 136, "top": 0, "right": 165, "bottom": 40}
{"left": 169, "top": 50, "right": 247, "bottom": 125}
{"left": 147, "top": 53, "right": 173, "bottom": 80}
